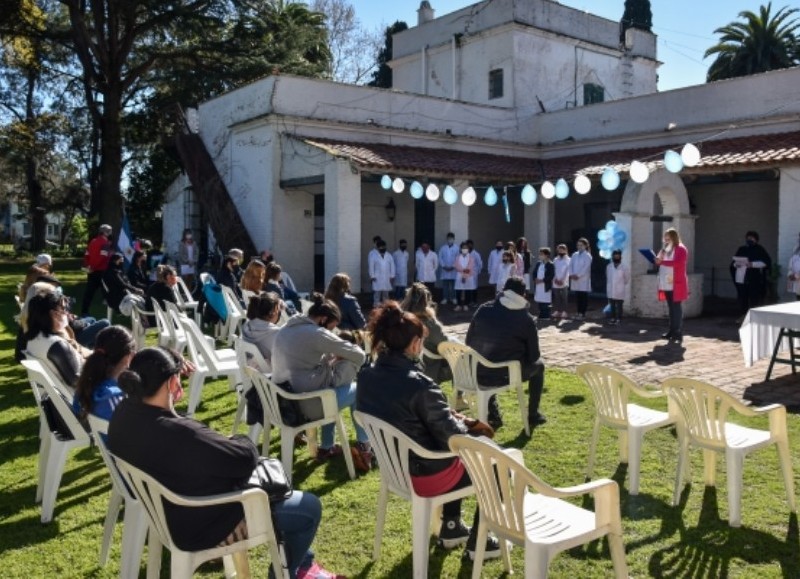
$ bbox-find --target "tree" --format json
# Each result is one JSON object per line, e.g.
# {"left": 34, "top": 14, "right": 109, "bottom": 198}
{"left": 312, "top": 0, "right": 381, "bottom": 84}
{"left": 705, "top": 3, "right": 800, "bottom": 81}
{"left": 368, "top": 20, "right": 408, "bottom": 89}
{"left": 620, "top": 0, "right": 652, "bottom": 43}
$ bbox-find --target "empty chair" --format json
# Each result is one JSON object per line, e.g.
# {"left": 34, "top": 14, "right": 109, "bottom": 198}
{"left": 438, "top": 342, "right": 530, "bottom": 435}
{"left": 662, "top": 377, "right": 796, "bottom": 527}
{"left": 576, "top": 363, "right": 675, "bottom": 495}
{"left": 20, "top": 359, "right": 92, "bottom": 523}
{"left": 150, "top": 300, "right": 176, "bottom": 350}
{"left": 177, "top": 314, "right": 241, "bottom": 415}
{"left": 247, "top": 367, "right": 355, "bottom": 482}
{"left": 174, "top": 276, "right": 201, "bottom": 324}
{"left": 110, "top": 454, "right": 287, "bottom": 579}
{"left": 87, "top": 416, "right": 147, "bottom": 579}
{"left": 449, "top": 434, "right": 628, "bottom": 579}
{"left": 353, "top": 411, "right": 475, "bottom": 579}
{"left": 162, "top": 301, "right": 190, "bottom": 355}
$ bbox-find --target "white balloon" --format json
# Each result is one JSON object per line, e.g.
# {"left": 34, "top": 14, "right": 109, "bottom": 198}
{"left": 555, "top": 178, "right": 570, "bottom": 199}
{"left": 392, "top": 177, "right": 404, "bottom": 193}
{"left": 462, "top": 186, "right": 477, "bottom": 206}
{"left": 425, "top": 183, "right": 440, "bottom": 201}
{"left": 681, "top": 143, "right": 701, "bottom": 167}
{"left": 521, "top": 184, "right": 537, "bottom": 205}
{"left": 664, "top": 150, "right": 684, "bottom": 173}
{"left": 601, "top": 167, "right": 620, "bottom": 190}
{"left": 574, "top": 174, "right": 591, "bottom": 194}
{"left": 629, "top": 160, "right": 649, "bottom": 184}
{"left": 541, "top": 181, "right": 555, "bottom": 199}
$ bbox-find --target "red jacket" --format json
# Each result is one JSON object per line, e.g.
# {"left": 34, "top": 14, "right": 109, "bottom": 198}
{"left": 83, "top": 234, "right": 112, "bottom": 272}
{"left": 658, "top": 243, "right": 689, "bottom": 303}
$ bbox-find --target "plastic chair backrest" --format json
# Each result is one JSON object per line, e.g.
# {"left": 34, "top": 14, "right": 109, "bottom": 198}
{"left": 220, "top": 286, "right": 244, "bottom": 316}
{"left": 174, "top": 277, "right": 196, "bottom": 306}
{"left": 437, "top": 342, "right": 481, "bottom": 391}
{"left": 21, "top": 359, "right": 90, "bottom": 444}
{"left": 164, "top": 301, "right": 189, "bottom": 342}
{"left": 235, "top": 337, "right": 270, "bottom": 375}
{"left": 576, "top": 364, "right": 635, "bottom": 426}
{"left": 87, "top": 415, "right": 136, "bottom": 501}
{"left": 178, "top": 315, "right": 219, "bottom": 371}
{"left": 662, "top": 378, "right": 731, "bottom": 450}
{"left": 151, "top": 300, "right": 172, "bottom": 336}
{"left": 246, "top": 367, "right": 289, "bottom": 428}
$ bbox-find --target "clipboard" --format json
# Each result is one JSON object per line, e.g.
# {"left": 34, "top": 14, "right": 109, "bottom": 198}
{"left": 638, "top": 248, "right": 657, "bottom": 264}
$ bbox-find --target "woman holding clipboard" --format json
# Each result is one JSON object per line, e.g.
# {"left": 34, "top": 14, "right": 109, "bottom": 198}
{"left": 654, "top": 228, "right": 688, "bottom": 344}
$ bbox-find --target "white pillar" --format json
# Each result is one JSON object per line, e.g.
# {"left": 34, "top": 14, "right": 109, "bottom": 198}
{"left": 778, "top": 168, "right": 800, "bottom": 278}
{"left": 435, "top": 180, "right": 469, "bottom": 245}
{"left": 324, "top": 159, "right": 362, "bottom": 290}
{"left": 524, "top": 198, "right": 553, "bottom": 250}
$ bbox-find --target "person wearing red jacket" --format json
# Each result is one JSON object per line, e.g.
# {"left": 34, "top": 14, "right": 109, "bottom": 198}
{"left": 655, "top": 227, "right": 689, "bottom": 344}
{"left": 81, "top": 224, "right": 113, "bottom": 316}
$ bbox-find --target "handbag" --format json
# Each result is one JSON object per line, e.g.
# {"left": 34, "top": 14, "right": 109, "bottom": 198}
{"left": 247, "top": 457, "right": 293, "bottom": 503}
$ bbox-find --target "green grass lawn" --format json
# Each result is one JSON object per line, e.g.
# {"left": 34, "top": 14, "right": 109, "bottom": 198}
{"left": 1, "top": 259, "right": 798, "bottom": 577}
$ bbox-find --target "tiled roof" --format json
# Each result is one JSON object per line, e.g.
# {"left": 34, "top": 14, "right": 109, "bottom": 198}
{"left": 302, "top": 130, "right": 800, "bottom": 183}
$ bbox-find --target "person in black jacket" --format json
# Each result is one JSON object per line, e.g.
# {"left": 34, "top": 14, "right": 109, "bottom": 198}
{"left": 356, "top": 301, "right": 500, "bottom": 562}
{"left": 103, "top": 253, "right": 144, "bottom": 313}
{"left": 108, "top": 347, "right": 343, "bottom": 578}
{"left": 324, "top": 273, "right": 366, "bottom": 330}
{"left": 217, "top": 255, "right": 243, "bottom": 302}
{"left": 144, "top": 265, "right": 179, "bottom": 326}
{"left": 730, "top": 230, "right": 772, "bottom": 315}
{"left": 531, "top": 247, "right": 555, "bottom": 319}
{"left": 127, "top": 251, "right": 151, "bottom": 292}
{"left": 466, "top": 276, "right": 546, "bottom": 431}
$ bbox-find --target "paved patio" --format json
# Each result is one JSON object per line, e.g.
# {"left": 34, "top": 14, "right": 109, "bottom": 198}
{"left": 437, "top": 300, "right": 800, "bottom": 411}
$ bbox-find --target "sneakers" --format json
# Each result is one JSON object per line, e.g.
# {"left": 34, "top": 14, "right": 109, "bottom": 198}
{"left": 487, "top": 412, "right": 503, "bottom": 431}
{"left": 528, "top": 412, "right": 547, "bottom": 429}
{"left": 464, "top": 534, "right": 502, "bottom": 561}
{"left": 437, "top": 518, "right": 471, "bottom": 549}
{"left": 315, "top": 445, "right": 343, "bottom": 462}
{"left": 297, "top": 561, "right": 346, "bottom": 579}
{"left": 351, "top": 442, "right": 374, "bottom": 473}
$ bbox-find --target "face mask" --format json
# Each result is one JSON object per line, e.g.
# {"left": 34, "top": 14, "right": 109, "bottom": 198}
{"left": 400, "top": 245, "right": 407, "bottom": 250}
{"left": 578, "top": 246, "right": 586, "bottom": 252}
{"left": 447, "top": 239, "right": 454, "bottom": 246}
{"left": 746, "top": 239, "right": 755, "bottom": 247}
{"left": 558, "top": 252, "right": 566, "bottom": 257}
{"left": 503, "top": 260, "right": 510, "bottom": 264}
{"left": 379, "top": 248, "right": 386, "bottom": 254}
{"left": 495, "top": 246, "right": 503, "bottom": 251}
{"left": 461, "top": 249, "right": 468, "bottom": 255}
{"left": 613, "top": 257, "right": 621, "bottom": 263}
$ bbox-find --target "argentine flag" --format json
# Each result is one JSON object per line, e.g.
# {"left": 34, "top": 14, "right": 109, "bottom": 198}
{"left": 117, "top": 213, "right": 135, "bottom": 265}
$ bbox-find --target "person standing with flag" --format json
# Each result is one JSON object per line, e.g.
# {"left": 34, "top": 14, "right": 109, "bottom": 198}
{"left": 81, "top": 224, "right": 113, "bottom": 316}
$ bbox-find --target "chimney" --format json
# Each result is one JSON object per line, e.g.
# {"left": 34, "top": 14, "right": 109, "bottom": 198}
{"left": 418, "top": 1, "right": 435, "bottom": 25}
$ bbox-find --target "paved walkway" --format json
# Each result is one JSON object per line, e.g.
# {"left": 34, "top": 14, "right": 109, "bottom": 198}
{"left": 437, "top": 303, "right": 800, "bottom": 411}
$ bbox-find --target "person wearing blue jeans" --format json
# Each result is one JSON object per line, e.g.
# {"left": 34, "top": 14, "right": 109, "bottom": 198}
{"left": 271, "top": 293, "right": 374, "bottom": 472}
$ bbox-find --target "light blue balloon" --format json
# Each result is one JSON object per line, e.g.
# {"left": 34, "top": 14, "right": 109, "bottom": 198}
{"left": 521, "top": 184, "right": 537, "bottom": 205}
{"left": 615, "top": 230, "right": 627, "bottom": 244}
{"left": 555, "top": 178, "right": 570, "bottom": 199}
{"left": 605, "top": 220, "right": 618, "bottom": 232}
{"left": 598, "top": 230, "right": 609, "bottom": 241}
{"left": 484, "top": 186, "right": 498, "bottom": 206}
{"left": 601, "top": 167, "right": 620, "bottom": 191}
{"left": 381, "top": 175, "right": 392, "bottom": 190}
{"left": 410, "top": 181, "right": 424, "bottom": 199}
{"left": 443, "top": 185, "right": 458, "bottom": 205}
{"left": 599, "top": 249, "right": 612, "bottom": 259}
{"left": 664, "top": 149, "right": 684, "bottom": 173}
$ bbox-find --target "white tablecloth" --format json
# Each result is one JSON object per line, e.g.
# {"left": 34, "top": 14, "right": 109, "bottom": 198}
{"left": 739, "top": 301, "right": 800, "bottom": 367}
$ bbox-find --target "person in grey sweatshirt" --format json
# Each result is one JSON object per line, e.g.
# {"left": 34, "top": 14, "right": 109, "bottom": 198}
{"left": 241, "top": 291, "right": 282, "bottom": 373}
{"left": 272, "top": 293, "right": 371, "bottom": 465}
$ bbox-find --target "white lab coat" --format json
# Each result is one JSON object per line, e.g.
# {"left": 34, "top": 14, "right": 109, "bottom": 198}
{"left": 788, "top": 254, "right": 800, "bottom": 295}
{"left": 470, "top": 250, "right": 483, "bottom": 282}
{"left": 454, "top": 253, "right": 477, "bottom": 290}
{"left": 487, "top": 248, "right": 503, "bottom": 284}
{"left": 553, "top": 255, "right": 571, "bottom": 290}
{"left": 370, "top": 252, "right": 395, "bottom": 291}
{"left": 495, "top": 263, "right": 515, "bottom": 294}
{"left": 438, "top": 243, "right": 459, "bottom": 281}
{"left": 569, "top": 250, "right": 593, "bottom": 292}
{"left": 392, "top": 249, "right": 410, "bottom": 287}
{"left": 416, "top": 250, "right": 439, "bottom": 283}
{"left": 606, "top": 262, "right": 630, "bottom": 300}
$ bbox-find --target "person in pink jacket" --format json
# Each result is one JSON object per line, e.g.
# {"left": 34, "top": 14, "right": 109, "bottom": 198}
{"left": 655, "top": 228, "right": 689, "bottom": 344}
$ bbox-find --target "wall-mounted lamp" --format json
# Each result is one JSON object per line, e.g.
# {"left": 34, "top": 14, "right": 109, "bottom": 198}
{"left": 385, "top": 198, "right": 396, "bottom": 222}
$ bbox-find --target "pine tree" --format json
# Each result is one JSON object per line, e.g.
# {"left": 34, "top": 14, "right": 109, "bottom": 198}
{"left": 620, "top": 0, "right": 653, "bottom": 43}
{"left": 368, "top": 20, "right": 408, "bottom": 89}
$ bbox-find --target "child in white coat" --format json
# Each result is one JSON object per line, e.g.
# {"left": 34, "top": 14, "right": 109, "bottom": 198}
{"left": 606, "top": 249, "right": 631, "bottom": 324}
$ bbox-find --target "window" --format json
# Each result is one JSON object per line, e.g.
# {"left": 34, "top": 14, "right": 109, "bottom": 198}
{"left": 583, "top": 83, "right": 604, "bottom": 105}
{"left": 488, "top": 69, "right": 504, "bottom": 100}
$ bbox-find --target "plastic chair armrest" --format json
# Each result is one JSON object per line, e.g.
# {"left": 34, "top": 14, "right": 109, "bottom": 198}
{"left": 629, "top": 384, "right": 667, "bottom": 399}
{"left": 547, "top": 477, "right": 619, "bottom": 499}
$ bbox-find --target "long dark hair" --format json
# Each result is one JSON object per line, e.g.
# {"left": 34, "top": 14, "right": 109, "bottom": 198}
{"left": 307, "top": 292, "right": 341, "bottom": 323}
{"left": 118, "top": 347, "right": 182, "bottom": 401}
{"left": 74, "top": 325, "right": 135, "bottom": 416}
{"left": 368, "top": 301, "right": 426, "bottom": 353}
{"left": 324, "top": 273, "right": 351, "bottom": 303}
{"left": 25, "top": 292, "right": 66, "bottom": 341}
{"left": 246, "top": 291, "right": 280, "bottom": 321}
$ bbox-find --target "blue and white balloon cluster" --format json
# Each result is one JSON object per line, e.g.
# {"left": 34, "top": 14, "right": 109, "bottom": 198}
{"left": 597, "top": 220, "right": 627, "bottom": 260}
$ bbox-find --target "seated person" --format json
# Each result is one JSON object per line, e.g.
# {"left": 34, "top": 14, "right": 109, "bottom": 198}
{"left": 401, "top": 282, "right": 452, "bottom": 383}
{"left": 466, "top": 276, "right": 546, "bottom": 431}
{"left": 241, "top": 292, "right": 282, "bottom": 373}
{"left": 227, "top": 248, "right": 244, "bottom": 283}
{"left": 356, "top": 301, "right": 500, "bottom": 560}
{"left": 24, "top": 292, "right": 90, "bottom": 387}
{"left": 73, "top": 325, "right": 136, "bottom": 423}
{"left": 107, "top": 347, "right": 343, "bottom": 579}
{"left": 264, "top": 262, "right": 299, "bottom": 315}
{"left": 145, "top": 265, "right": 179, "bottom": 325}
{"left": 217, "top": 255, "right": 243, "bottom": 302}
{"left": 127, "top": 251, "right": 151, "bottom": 292}
{"left": 271, "top": 293, "right": 372, "bottom": 470}
{"left": 324, "top": 273, "right": 365, "bottom": 331}
{"left": 103, "top": 253, "right": 144, "bottom": 313}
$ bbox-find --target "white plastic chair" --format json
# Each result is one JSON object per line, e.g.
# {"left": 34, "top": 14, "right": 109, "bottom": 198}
{"left": 220, "top": 285, "right": 246, "bottom": 345}
{"left": 449, "top": 435, "right": 629, "bottom": 579}
{"left": 175, "top": 276, "right": 201, "bottom": 324}
{"left": 438, "top": 342, "right": 530, "bottom": 435}
{"left": 662, "top": 377, "right": 797, "bottom": 527}
{"left": 161, "top": 301, "right": 190, "bottom": 355}
{"left": 20, "top": 359, "right": 92, "bottom": 523}
{"left": 231, "top": 336, "right": 270, "bottom": 443}
{"left": 576, "top": 364, "right": 675, "bottom": 495}
{"left": 150, "top": 300, "right": 176, "bottom": 350}
{"left": 87, "top": 415, "right": 148, "bottom": 579}
{"left": 247, "top": 367, "right": 355, "bottom": 482}
{"left": 177, "top": 313, "right": 241, "bottom": 415}
{"left": 130, "top": 303, "right": 157, "bottom": 349}
{"left": 110, "top": 453, "right": 288, "bottom": 579}
{"left": 353, "top": 411, "right": 475, "bottom": 579}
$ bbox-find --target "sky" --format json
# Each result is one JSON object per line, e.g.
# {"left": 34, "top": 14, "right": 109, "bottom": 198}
{"left": 350, "top": 0, "right": 781, "bottom": 92}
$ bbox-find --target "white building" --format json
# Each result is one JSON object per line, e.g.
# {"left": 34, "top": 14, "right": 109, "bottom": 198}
{"left": 163, "top": 0, "right": 800, "bottom": 317}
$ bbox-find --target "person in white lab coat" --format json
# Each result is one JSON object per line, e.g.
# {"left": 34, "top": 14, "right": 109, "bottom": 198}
{"left": 466, "top": 239, "right": 483, "bottom": 307}
{"left": 438, "top": 233, "right": 459, "bottom": 305}
{"left": 569, "top": 237, "right": 593, "bottom": 320}
{"left": 605, "top": 250, "right": 630, "bottom": 325}
{"left": 487, "top": 240, "right": 504, "bottom": 286}
{"left": 788, "top": 234, "right": 800, "bottom": 300}
{"left": 369, "top": 240, "right": 395, "bottom": 306}
{"left": 551, "top": 244, "right": 571, "bottom": 319}
{"left": 454, "top": 242, "right": 477, "bottom": 311}
{"left": 415, "top": 243, "right": 439, "bottom": 301}
{"left": 392, "top": 239, "right": 410, "bottom": 299}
